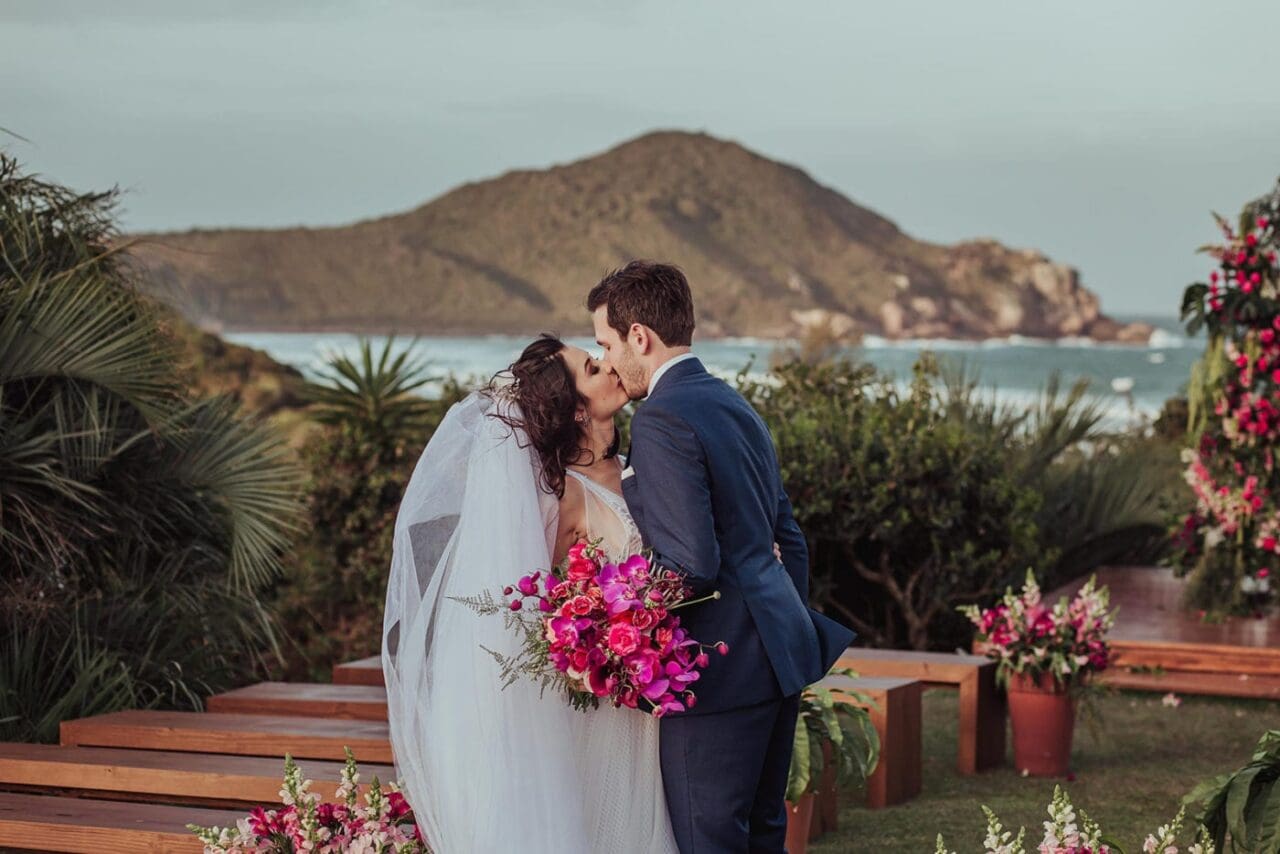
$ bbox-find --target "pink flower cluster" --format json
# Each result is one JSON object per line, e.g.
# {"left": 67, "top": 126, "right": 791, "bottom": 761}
{"left": 189, "top": 751, "right": 425, "bottom": 853}
{"left": 1204, "top": 215, "right": 1275, "bottom": 312}
{"left": 506, "top": 540, "right": 725, "bottom": 717}
{"left": 961, "top": 571, "right": 1113, "bottom": 687}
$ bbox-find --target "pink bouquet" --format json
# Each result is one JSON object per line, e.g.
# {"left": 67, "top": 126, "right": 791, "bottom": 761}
{"left": 960, "top": 570, "right": 1114, "bottom": 689}
{"left": 188, "top": 749, "right": 425, "bottom": 853}
{"left": 485, "top": 539, "right": 725, "bottom": 717}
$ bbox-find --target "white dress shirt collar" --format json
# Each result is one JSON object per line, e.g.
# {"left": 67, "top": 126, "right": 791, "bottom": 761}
{"left": 647, "top": 352, "right": 698, "bottom": 397}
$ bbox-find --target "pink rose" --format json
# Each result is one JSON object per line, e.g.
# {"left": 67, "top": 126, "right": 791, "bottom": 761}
{"left": 570, "top": 595, "right": 594, "bottom": 616}
{"left": 632, "top": 609, "right": 659, "bottom": 630}
{"left": 567, "top": 558, "right": 595, "bottom": 582}
{"left": 608, "top": 623, "right": 641, "bottom": 656}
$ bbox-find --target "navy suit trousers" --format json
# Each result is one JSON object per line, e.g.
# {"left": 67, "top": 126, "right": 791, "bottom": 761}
{"left": 659, "top": 694, "right": 801, "bottom": 854}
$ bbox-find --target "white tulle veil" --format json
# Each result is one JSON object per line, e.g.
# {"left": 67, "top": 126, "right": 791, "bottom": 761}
{"left": 381, "top": 391, "right": 592, "bottom": 853}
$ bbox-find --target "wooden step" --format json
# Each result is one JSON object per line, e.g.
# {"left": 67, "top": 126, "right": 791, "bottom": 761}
{"left": 0, "top": 743, "right": 395, "bottom": 806}
{"left": 208, "top": 682, "right": 388, "bottom": 721}
{"left": 0, "top": 790, "right": 242, "bottom": 853}
{"left": 1108, "top": 639, "right": 1280, "bottom": 678}
{"left": 1099, "top": 668, "right": 1280, "bottom": 700}
{"left": 333, "top": 656, "right": 383, "bottom": 686}
{"left": 61, "top": 711, "right": 392, "bottom": 764}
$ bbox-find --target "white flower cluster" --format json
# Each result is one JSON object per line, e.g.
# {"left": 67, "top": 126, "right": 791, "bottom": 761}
{"left": 935, "top": 787, "right": 1216, "bottom": 854}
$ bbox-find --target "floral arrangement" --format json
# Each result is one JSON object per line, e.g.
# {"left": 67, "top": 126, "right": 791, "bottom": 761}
{"left": 1174, "top": 182, "right": 1280, "bottom": 615}
{"left": 961, "top": 570, "right": 1114, "bottom": 688}
{"left": 934, "top": 786, "right": 1216, "bottom": 854}
{"left": 460, "top": 539, "right": 724, "bottom": 717}
{"left": 188, "top": 749, "right": 425, "bottom": 853}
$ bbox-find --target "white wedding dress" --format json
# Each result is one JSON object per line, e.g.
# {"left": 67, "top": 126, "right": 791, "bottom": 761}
{"left": 382, "top": 393, "right": 679, "bottom": 854}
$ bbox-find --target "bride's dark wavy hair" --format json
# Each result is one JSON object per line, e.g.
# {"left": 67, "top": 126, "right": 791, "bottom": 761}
{"left": 487, "top": 334, "right": 618, "bottom": 498}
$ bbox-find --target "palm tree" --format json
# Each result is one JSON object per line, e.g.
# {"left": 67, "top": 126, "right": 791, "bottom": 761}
{"left": 0, "top": 154, "right": 304, "bottom": 741}
{"left": 306, "top": 337, "right": 439, "bottom": 448}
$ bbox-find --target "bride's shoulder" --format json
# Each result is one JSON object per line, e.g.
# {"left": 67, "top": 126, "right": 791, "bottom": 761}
{"left": 554, "top": 473, "right": 589, "bottom": 561}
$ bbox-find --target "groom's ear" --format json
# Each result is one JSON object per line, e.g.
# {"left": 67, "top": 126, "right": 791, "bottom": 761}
{"left": 630, "top": 323, "right": 652, "bottom": 355}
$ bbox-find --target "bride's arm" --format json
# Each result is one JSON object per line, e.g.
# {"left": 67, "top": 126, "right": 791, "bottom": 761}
{"left": 553, "top": 476, "right": 588, "bottom": 564}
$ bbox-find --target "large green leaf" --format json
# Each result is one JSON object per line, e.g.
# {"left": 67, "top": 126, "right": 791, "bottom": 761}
{"left": 786, "top": 717, "right": 812, "bottom": 803}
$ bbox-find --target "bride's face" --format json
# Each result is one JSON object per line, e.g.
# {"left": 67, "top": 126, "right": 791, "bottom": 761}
{"left": 561, "top": 345, "right": 629, "bottom": 420}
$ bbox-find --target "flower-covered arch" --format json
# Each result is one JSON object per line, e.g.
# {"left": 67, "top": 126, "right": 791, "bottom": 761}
{"left": 1174, "top": 180, "right": 1280, "bottom": 614}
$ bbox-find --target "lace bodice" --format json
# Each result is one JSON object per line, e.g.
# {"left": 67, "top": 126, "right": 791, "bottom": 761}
{"left": 565, "top": 466, "right": 643, "bottom": 560}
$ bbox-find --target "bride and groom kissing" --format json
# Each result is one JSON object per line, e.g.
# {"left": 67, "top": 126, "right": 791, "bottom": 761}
{"left": 381, "top": 261, "right": 854, "bottom": 853}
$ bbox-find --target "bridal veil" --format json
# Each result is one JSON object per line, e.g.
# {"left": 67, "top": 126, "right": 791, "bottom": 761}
{"left": 381, "top": 392, "right": 591, "bottom": 853}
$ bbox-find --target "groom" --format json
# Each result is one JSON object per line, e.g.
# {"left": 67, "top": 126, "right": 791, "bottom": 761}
{"left": 589, "top": 261, "right": 855, "bottom": 853}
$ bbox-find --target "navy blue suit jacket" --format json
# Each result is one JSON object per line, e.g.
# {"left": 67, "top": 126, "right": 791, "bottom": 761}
{"left": 622, "top": 357, "right": 855, "bottom": 715}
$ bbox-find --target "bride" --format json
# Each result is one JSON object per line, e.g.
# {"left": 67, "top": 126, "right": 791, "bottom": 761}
{"left": 381, "top": 334, "right": 679, "bottom": 853}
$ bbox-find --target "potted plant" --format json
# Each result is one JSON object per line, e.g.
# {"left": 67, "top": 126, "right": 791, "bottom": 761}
{"left": 785, "top": 671, "right": 881, "bottom": 852}
{"left": 961, "top": 570, "right": 1114, "bottom": 777}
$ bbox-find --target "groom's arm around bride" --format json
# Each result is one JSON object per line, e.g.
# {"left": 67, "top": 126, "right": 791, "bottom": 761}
{"left": 590, "top": 261, "right": 855, "bottom": 854}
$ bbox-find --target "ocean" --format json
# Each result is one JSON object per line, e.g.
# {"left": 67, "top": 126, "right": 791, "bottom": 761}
{"left": 227, "top": 315, "right": 1201, "bottom": 430}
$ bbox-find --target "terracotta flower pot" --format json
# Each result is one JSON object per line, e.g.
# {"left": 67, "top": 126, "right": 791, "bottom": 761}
{"left": 811, "top": 742, "right": 837, "bottom": 841}
{"left": 785, "top": 793, "right": 815, "bottom": 854}
{"left": 1007, "top": 671, "right": 1075, "bottom": 776}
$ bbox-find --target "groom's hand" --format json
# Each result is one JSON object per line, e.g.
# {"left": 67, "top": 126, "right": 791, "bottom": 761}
{"left": 773, "top": 542, "right": 783, "bottom": 563}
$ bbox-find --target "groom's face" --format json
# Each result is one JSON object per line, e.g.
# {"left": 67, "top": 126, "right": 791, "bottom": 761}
{"left": 593, "top": 305, "right": 648, "bottom": 401}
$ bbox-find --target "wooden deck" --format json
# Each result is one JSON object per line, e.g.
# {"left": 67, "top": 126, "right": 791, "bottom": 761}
{"left": 1048, "top": 566, "right": 1280, "bottom": 696}
{"left": 0, "top": 791, "right": 242, "bottom": 853}
{"left": 207, "top": 682, "right": 389, "bottom": 721}
{"left": 0, "top": 743, "right": 393, "bottom": 806}
{"left": 332, "top": 656, "right": 383, "bottom": 686}
{"left": 61, "top": 710, "right": 393, "bottom": 763}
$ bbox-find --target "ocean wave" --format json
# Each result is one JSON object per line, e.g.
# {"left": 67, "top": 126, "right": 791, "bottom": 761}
{"left": 1147, "top": 328, "right": 1191, "bottom": 349}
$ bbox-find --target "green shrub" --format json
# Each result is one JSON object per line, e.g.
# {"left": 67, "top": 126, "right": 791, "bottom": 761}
{"left": 742, "top": 354, "right": 1175, "bottom": 650}
{"left": 743, "top": 357, "right": 1042, "bottom": 650}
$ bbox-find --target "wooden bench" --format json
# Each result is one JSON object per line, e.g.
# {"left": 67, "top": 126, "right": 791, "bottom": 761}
{"left": 817, "top": 674, "right": 922, "bottom": 809}
{"left": 333, "top": 656, "right": 384, "bottom": 686}
{"left": 0, "top": 790, "right": 242, "bottom": 852}
{"left": 0, "top": 743, "right": 393, "bottom": 807}
{"left": 61, "top": 710, "right": 393, "bottom": 764}
{"left": 208, "top": 682, "right": 389, "bottom": 721}
{"left": 837, "top": 647, "right": 1005, "bottom": 775}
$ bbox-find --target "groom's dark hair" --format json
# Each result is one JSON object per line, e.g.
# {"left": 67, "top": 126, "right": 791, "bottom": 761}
{"left": 587, "top": 260, "right": 695, "bottom": 347}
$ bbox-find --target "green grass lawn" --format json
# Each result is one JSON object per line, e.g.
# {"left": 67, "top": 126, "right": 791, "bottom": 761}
{"left": 814, "top": 688, "right": 1280, "bottom": 852}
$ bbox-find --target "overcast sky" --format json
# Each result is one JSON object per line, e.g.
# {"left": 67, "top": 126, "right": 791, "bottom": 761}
{"left": 3, "top": 0, "right": 1277, "bottom": 315}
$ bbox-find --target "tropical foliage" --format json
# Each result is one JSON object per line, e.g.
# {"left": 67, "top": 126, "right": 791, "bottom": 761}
{"left": 1185, "top": 729, "right": 1280, "bottom": 853}
{"left": 1174, "top": 178, "right": 1280, "bottom": 614}
{"left": 0, "top": 154, "right": 303, "bottom": 741}
{"left": 787, "top": 670, "right": 881, "bottom": 803}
